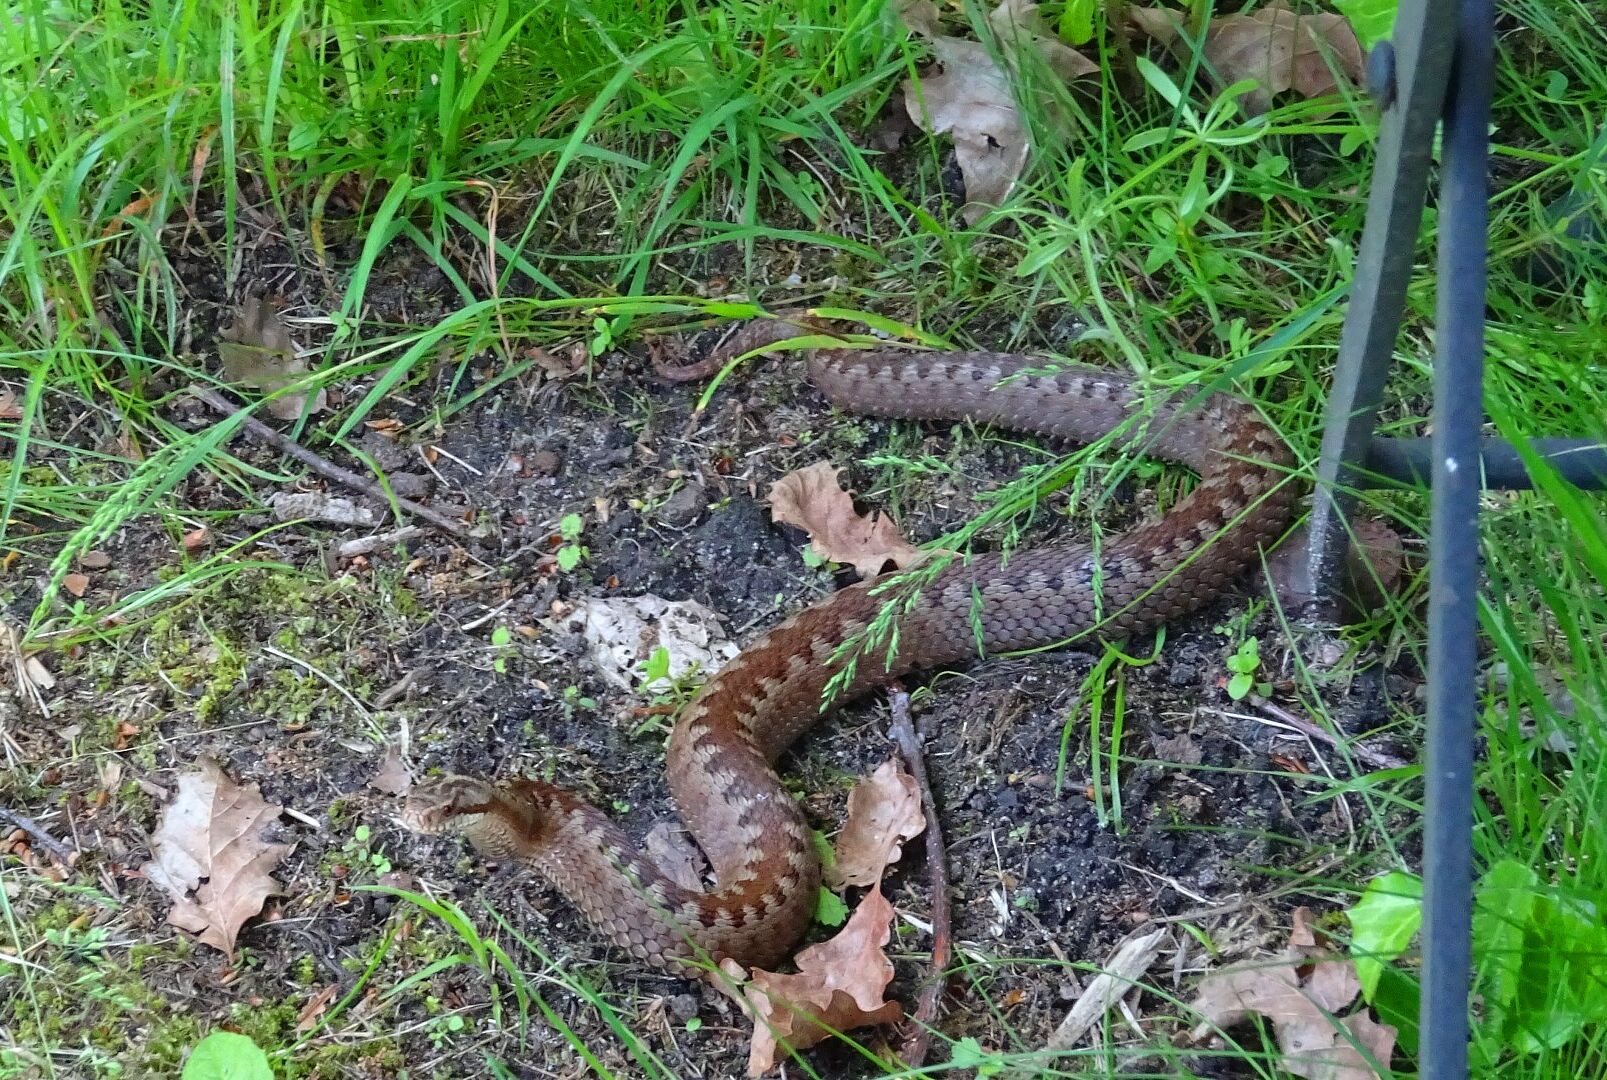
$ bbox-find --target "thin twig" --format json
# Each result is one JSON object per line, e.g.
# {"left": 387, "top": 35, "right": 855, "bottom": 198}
{"left": 885, "top": 688, "right": 951, "bottom": 1071}
{"left": 187, "top": 386, "right": 470, "bottom": 539}
{"left": 0, "top": 807, "right": 77, "bottom": 868}
{"left": 1250, "top": 695, "right": 1411, "bottom": 771}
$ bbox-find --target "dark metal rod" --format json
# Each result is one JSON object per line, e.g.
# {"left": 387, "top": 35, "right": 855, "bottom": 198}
{"left": 1291, "top": 0, "right": 1458, "bottom": 612}
{"left": 1421, "top": 0, "right": 1493, "bottom": 1074}
{"left": 1362, "top": 437, "right": 1607, "bottom": 489}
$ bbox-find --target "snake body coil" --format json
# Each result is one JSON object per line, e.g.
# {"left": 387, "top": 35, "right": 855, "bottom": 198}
{"left": 405, "top": 323, "right": 1295, "bottom": 970}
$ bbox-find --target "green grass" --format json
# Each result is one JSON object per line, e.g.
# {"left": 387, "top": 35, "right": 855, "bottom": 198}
{"left": 2, "top": 0, "right": 1605, "bottom": 1075}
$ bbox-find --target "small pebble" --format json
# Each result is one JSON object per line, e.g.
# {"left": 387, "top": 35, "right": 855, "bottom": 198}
{"left": 657, "top": 483, "right": 707, "bottom": 528}
{"left": 358, "top": 430, "right": 410, "bottom": 471}
{"left": 1166, "top": 662, "right": 1198, "bottom": 688}
{"left": 387, "top": 472, "right": 435, "bottom": 500}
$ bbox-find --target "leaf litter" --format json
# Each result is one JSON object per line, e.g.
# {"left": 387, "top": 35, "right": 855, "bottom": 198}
{"left": 898, "top": 0, "right": 1096, "bottom": 223}
{"left": 1185, "top": 906, "right": 1396, "bottom": 1079}
{"left": 216, "top": 294, "right": 328, "bottom": 421}
{"left": 829, "top": 758, "right": 926, "bottom": 889}
{"left": 1129, "top": 1, "right": 1364, "bottom": 116}
{"left": 720, "top": 755, "right": 926, "bottom": 1074}
{"left": 715, "top": 889, "right": 906, "bottom": 1077}
{"left": 141, "top": 758, "right": 294, "bottom": 958}
{"left": 767, "top": 462, "right": 923, "bottom": 580}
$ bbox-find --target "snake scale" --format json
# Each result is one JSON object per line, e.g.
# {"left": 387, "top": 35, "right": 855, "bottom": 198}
{"left": 404, "top": 319, "right": 1295, "bottom": 971}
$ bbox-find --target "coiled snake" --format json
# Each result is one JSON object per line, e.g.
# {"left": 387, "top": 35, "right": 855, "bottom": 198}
{"left": 404, "top": 320, "right": 1296, "bottom": 970}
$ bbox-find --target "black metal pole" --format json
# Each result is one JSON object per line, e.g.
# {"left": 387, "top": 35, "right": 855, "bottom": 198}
{"left": 1289, "top": 0, "right": 1457, "bottom": 612}
{"left": 1421, "top": 0, "right": 1492, "bottom": 1074}
{"left": 1361, "top": 436, "right": 1607, "bottom": 490}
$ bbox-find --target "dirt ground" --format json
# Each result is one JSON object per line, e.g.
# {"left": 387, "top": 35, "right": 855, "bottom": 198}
{"left": 0, "top": 200, "right": 1419, "bottom": 1078}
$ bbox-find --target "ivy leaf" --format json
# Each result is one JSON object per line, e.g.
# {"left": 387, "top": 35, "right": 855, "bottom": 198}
{"left": 181, "top": 1031, "right": 273, "bottom": 1080}
{"left": 1346, "top": 871, "right": 1423, "bottom": 1001}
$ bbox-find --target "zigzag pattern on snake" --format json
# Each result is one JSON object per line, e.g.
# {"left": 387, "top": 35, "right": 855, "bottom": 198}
{"left": 403, "top": 319, "right": 1296, "bottom": 970}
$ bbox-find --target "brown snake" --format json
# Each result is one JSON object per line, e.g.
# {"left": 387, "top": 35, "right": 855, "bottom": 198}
{"left": 404, "top": 320, "right": 1296, "bottom": 971}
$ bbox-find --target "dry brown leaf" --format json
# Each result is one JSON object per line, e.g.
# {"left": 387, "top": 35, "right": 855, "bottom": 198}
{"left": 1288, "top": 905, "right": 1319, "bottom": 948}
{"left": 368, "top": 741, "right": 411, "bottom": 796}
{"left": 79, "top": 550, "right": 112, "bottom": 570}
{"left": 716, "top": 888, "right": 905, "bottom": 1076}
{"left": 829, "top": 758, "right": 925, "bottom": 889}
{"left": 141, "top": 758, "right": 294, "bottom": 958}
{"left": 1131, "top": 1, "right": 1362, "bottom": 116}
{"left": 296, "top": 983, "right": 339, "bottom": 1032}
{"left": 182, "top": 526, "right": 210, "bottom": 553}
{"left": 1187, "top": 912, "right": 1395, "bottom": 1080}
{"left": 0, "top": 390, "right": 21, "bottom": 420}
{"left": 900, "top": 0, "right": 1096, "bottom": 223}
{"left": 61, "top": 573, "right": 89, "bottom": 598}
{"left": 768, "top": 463, "right": 921, "bottom": 580}
{"left": 217, "top": 294, "right": 328, "bottom": 421}
{"left": 644, "top": 822, "right": 708, "bottom": 893}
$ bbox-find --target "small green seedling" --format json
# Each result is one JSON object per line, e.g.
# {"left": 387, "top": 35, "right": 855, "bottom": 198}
{"left": 490, "top": 624, "right": 513, "bottom": 673}
{"left": 1225, "top": 637, "right": 1270, "bottom": 701}
{"left": 588, "top": 315, "right": 624, "bottom": 358}
{"left": 556, "top": 512, "right": 587, "bottom": 572}
{"left": 343, "top": 824, "right": 392, "bottom": 876}
{"left": 632, "top": 645, "right": 706, "bottom": 735}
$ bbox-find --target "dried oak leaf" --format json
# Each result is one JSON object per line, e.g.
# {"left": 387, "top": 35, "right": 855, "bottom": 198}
{"left": 716, "top": 888, "right": 905, "bottom": 1076}
{"left": 141, "top": 758, "right": 294, "bottom": 958}
{"left": 829, "top": 758, "right": 926, "bottom": 889}
{"left": 1130, "top": 1, "right": 1363, "bottom": 116}
{"left": 768, "top": 463, "right": 921, "bottom": 580}
{"left": 1186, "top": 912, "right": 1395, "bottom": 1080}
{"left": 217, "top": 294, "right": 328, "bottom": 421}
{"left": 900, "top": 0, "right": 1096, "bottom": 223}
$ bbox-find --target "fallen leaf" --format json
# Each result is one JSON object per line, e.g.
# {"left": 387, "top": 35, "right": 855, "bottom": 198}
{"left": 900, "top": 0, "right": 1096, "bottom": 223}
{"left": 644, "top": 822, "right": 708, "bottom": 893}
{"left": 364, "top": 418, "right": 404, "bottom": 436}
{"left": 62, "top": 573, "right": 89, "bottom": 598}
{"left": 1131, "top": 2, "right": 1363, "bottom": 116}
{"left": 141, "top": 758, "right": 294, "bottom": 957}
{"left": 768, "top": 463, "right": 922, "bottom": 580}
{"left": 183, "top": 527, "right": 210, "bottom": 553}
{"left": 79, "top": 551, "right": 111, "bottom": 570}
{"left": 716, "top": 888, "right": 905, "bottom": 1076}
{"left": 1289, "top": 905, "right": 1319, "bottom": 948}
{"left": 217, "top": 294, "right": 328, "bottom": 421}
{"left": 368, "top": 741, "right": 411, "bottom": 796}
{"left": 829, "top": 759, "right": 925, "bottom": 888}
{"left": 1186, "top": 912, "right": 1396, "bottom": 1080}
{"left": 564, "top": 595, "right": 740, "bottom": 693}
{"left": 0, "top": 391, "right": 21, "bottom": 420}
{"left": 296, "top": 983, "right": 339, "bottom": 1032}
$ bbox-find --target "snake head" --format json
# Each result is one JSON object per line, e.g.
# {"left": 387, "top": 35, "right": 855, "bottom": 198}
{"left": 399, "top": 775, "right": 500, "bottom": 836}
